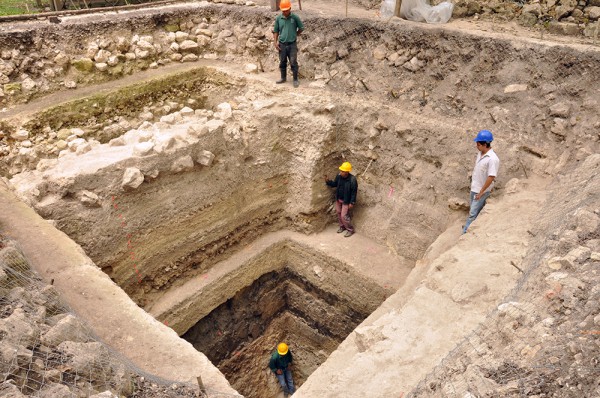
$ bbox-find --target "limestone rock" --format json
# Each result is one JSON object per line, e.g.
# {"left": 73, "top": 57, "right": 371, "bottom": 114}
{"left": 574, "top": 209, "right": 599, "bottom": 236}
{"left": 55, "top": 140, "right": 68, "bottom": 150}
{"left": 196, "top": 150, "right": 215, "bottom": 166}
{"left": 244, "top": 63, "right": 258, "bottom": 73}
{"left": 372, "top": 45, "right": 387, "bottom": 60}
{"left": 41, "top": 314, "right": 88, "bottom": 346}
{"left": 79, "top": 190, "right": 101, "bottom": 207}
{"left": 588, "top": 6, "right": 600, "bottom": 20}
{"left": 197, "top": 36, "right": 211, "bottom": 48}
{"left": 10, "top": 129, "right": 29, "bottom": 141}
{"left": 160, "top": 113, "right": 182, "bottom": 125}
{"left": 133, "top": 142, "right": 155, "bottom": 156}
{"left": 171, "top": 155, "right": 194, "bottom": 173}
{"left": 36, "top": 158, "right": 58, "bottom": 171}
{"left": 188, "top": 123, "right": 209, "bottom": 137}
{"left": 196, "top": 29, "right": 213, "bottom": 37}
{"left": 71, "top": 128, "right": 86, "bottom": 137}
{"left": 153, "top": 135, "right": 175, "bottom": 153}
{"left": 180, "top": 106, "right": 195, "bottom": 117}
{"left": 403, "top": 57, "right": 426, "bottom": 72}
{"left": 57, "top": 129, "right": 71, "bottom": 140}
{"left": 551, "top": 118, "right": 568, "bottom": 137}
{"left": 139, "top": 111, "right": 154, "bottom": 121}
{"left": 134, "top": 49, "right": 150, "bottom": 59}
{"left": 504, "top": 178, "right": 520, "bottom": 194}
{"left": 109, "top": 136, "right": 126, "bottom": 147}
{"left": 179, "top": 40, "right": 199, "bottom": 52}
{"left": 89, "top": 392, "right": 119, "bottom": 398}
{"left": 56, "top": 341, "right": 108, "bottom": 374}
{"left": 549, "top": 102, "right": 571, "bottom": 118}
{"left": 218, "top": 29, "right": 234, "bottom": 39}
{"left": 95, "top": 62, "right": 108, "bottom": 72}
{"left": 215, "top": 103, "right": 232, "bottom": 120}
{"left": 21, "top": 77, "right": 36, "bottom": 91}
{"left": 0, "top": 381, "right": 26, "bottom": 397}
{"left": 67, "top": 138, "right": 86, "bottom": 152}
{"left": 94, "top": 49, "right": 111, "bottom": 63}
{"left": 547, "top": 22, "right": 581, "bottom": 36}
{"left": 122, "top": 167, "right": 144, "bottom": 190}
{"left": 175, "top": 31, "right": 190, "bottom": 42}
{"left": 522, "top": 3, "right": 541, "bottom": 16}
{"left": 107, "top": 55, "right": 119, "bottom": 67}
{"left": 75, "top": 142, "right": 92, "bottom": 155}
{"left": 504, "top": 84, "right": 528, "bottom": 93}
{"left": 565, "top": 246, "right": 591, "bottom": 264}
{"left": 182, "top": 54, "right": 199, "bottom": 62}
{"left": 547, "top": 256, "right": 570, "bottom": 270}
{"left": 0, "top": 308, "right": 39, "bottom": 347}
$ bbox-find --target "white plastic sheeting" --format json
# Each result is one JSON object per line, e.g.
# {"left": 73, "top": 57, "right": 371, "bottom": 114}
{"left": 381, "top": 0, "right": 454, "bottom": 24}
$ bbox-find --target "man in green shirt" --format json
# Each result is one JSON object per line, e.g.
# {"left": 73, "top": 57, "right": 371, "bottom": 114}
{"left": 273, "top": 0, "right": 304, "bottom": 88}
{"left": 269, "top": 342, "right": 295, "bottom": 396}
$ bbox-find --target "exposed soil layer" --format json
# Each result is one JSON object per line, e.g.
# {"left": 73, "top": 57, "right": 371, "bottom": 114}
{"left": 183, "top": 253, "right": 386, "bottom": 398}
{"left": 1, "top": 1, "right": 600, "bottom": 397}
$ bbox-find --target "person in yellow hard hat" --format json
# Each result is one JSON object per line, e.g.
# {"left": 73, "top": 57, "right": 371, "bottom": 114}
{"left": 269, "top": 342, "right": 295, "bottom": 397}
{"left": 325, "top": 161, "right": 358, "bottom": 237}
{"left": 273, "top": 0, "right": 304, "bottom": 88}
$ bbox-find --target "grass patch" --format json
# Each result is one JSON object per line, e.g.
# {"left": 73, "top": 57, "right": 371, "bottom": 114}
{"left": 0, "top": 0, "right": 44, "bottom": 15}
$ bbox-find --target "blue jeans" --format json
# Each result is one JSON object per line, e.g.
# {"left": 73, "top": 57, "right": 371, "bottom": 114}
{"left": 463, "top": 191, "right": 491, "bottom": 233}
{"left": 275, "top": 368, "right": 295, "bottom": 394}
{"left": 278, "top": 41, "right": 298, "bottom": 80}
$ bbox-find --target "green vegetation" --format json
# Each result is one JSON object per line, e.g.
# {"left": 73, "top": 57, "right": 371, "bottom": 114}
{"left": 0, "top": 0, "right": 44, "bottom": 16}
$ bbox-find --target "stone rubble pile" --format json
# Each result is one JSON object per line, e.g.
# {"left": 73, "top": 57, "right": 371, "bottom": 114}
{"left": 453, "top": 0, "right": 600, "bottom": 36}
{"left": 8, "top": 101, "right": 253, "bottom": 207}
{"left": 0, "top": 239, "right": 133, "bottom": 397}
{"left": 0, "top": 236, "right": 202, "bottom": 398}
{"left": 0, "top": 6, "right": 266, "bottom": 108}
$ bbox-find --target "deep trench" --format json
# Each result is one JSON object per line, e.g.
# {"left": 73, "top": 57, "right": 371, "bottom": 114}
{"left": 182, "top": 266, "right": 383, "bottom": 398}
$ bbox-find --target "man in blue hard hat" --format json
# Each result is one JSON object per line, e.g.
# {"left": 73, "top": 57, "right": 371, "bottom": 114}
{"left": 463, "top": 130, "right": 500, "bottom": 234}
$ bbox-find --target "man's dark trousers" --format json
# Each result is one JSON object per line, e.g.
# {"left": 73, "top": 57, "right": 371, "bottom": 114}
{"left": 279, "top": 41, "right": 298, "bottom": 81}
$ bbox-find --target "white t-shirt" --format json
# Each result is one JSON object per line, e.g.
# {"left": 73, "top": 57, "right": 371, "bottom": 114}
{"left": 471, "top": 148, "right": 499, "bottom": 193}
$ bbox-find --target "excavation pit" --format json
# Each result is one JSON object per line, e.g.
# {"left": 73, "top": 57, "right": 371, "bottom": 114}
{"left": 174, "top": 241, "right": 390, "bottom": 398}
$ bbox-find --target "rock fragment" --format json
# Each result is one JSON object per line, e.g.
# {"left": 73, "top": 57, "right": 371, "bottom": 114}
{"left": 122, "top": 167, "right": 144, "bottom": 190}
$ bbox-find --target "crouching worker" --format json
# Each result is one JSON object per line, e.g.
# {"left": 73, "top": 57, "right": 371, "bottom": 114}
{"left": 269, "top": 342, "right": 295, "bottom": 397}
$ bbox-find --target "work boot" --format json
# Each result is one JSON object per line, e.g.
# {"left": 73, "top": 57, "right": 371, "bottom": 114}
{"left": 292, "top": 71, "right": 299, "bottom": 87}
{"left": 337, "top": 227, "right": 346, "bottom": 233}
{"left": 344, "top": 230, "right": 354, "bottom": 238}
{"left": 276, "top": 71, "right": 286, "bottom": 84}
{"left": 293, "top": 79, "right": 299, "bottom": 88}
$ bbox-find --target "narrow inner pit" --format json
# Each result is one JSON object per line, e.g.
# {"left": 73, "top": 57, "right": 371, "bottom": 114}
{"left": 183, "top": 255, "right": 386, "bottom": 398}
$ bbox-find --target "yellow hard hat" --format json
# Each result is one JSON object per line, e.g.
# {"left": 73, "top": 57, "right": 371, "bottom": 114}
{"left": 277, "top": 342, "right": 289, "bottom": 355}
{"left": 339, "top": 162, "right": 352, "bottom": 172}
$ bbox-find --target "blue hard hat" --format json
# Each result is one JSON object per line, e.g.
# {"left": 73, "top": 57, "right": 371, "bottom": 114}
{"left": 474, "top": 130, "right": 493, "bottom": 142}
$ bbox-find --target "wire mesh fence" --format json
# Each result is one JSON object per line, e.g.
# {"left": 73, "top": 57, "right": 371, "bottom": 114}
{"left": 0, "top": 233, "right": 224, "bottom": 397}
